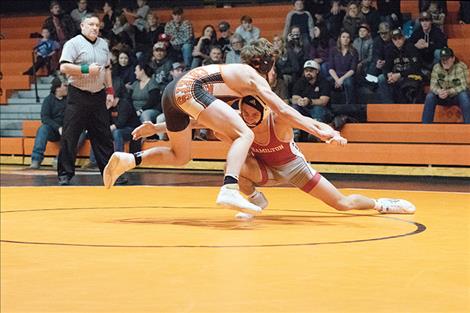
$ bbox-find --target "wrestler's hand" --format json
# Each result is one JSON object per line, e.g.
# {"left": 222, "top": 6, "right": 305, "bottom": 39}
{"left": 326, "top": 133, "right": 347, "bottom": 146}
{"left": 132, "top": 121, "right": 157, "bottom": 140}
{"left": 106, "top": 94, "right": 114, "bottom": 109}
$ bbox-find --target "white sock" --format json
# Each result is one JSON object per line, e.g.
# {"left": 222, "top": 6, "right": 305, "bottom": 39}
{"left": 373, "top": 199, "right": 380, "bottom": 210}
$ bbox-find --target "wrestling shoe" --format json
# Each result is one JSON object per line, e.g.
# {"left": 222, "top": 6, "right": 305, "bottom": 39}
{"left": 376, "top": 198, "right": 416, "bottom": 214}
{"left": 235, "top": 191, "right": 269, "bottom": 219}
{"left": 103, "top": 152, "right": 135, "bottom": 189}
{"left": 216, "top": 184, "right": 262, "bottom": 215}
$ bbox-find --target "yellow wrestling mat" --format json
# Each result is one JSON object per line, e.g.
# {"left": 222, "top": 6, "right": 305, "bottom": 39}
{"left": 1, "top": 186, "right": 469, "bottom": 313}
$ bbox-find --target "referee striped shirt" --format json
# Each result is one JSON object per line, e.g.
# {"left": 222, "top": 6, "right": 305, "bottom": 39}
{"left": 59, "top": 34, "right": 111, "bottom": 93}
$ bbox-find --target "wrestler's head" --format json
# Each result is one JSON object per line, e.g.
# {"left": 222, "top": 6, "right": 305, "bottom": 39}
{"left": 238, "top": 95, "right": 270, "bottom": 128}
{"left": 240, "top": 38, "right": 275, "bottom": 75}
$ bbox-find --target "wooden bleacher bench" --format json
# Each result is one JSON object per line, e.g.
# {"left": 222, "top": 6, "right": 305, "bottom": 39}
{"left": 367, "top": 104, "right": 464, "bottom": 123}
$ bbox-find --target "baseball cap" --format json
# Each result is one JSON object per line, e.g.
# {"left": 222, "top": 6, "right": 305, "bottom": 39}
{"left": 358, "top": 23, "right": 370, "bottom": 32}
{"left": 419, "top": 11, "right": 432, "bottom": 21}
{"left": 153, "top": 41, "right": 167, "bottom": 50}
{"left": 304, "top": 60, "right": 320, "bottom": 70}
{"left": 440, "top": 47, "right": 454, "bottom": 59}
{"left": 378, "top": 22, "right": 390, "bottom": 34}
{"left": 218, "top": 21, "right": 230, "bottom": 32}
{"left": 391, "top": 28, "right": 404, "bottom": 39}
{"left": 172, "top": 62, "right": 185, "bottom": 70}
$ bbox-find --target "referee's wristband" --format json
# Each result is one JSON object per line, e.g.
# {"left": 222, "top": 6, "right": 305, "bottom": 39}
{"left": 80, "top": 64, "right": 89, "bottom": 74}
{"left": 105, "top": 87, "right": 115, "bottom": 96}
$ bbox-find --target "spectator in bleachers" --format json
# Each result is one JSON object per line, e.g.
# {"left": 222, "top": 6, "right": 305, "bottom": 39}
{"left": 23, "top": 28, "right": 60, "bottom": 76}
{"left": 426, "top": 1, "right": 446, "bottom": 31}
{"left": 410, "top": 11, "right": 447, "bottom": 75}
{"left": 308, "top": 22, "right": 336, "bottom": 78}
{"left": 286, "top": 25, "right": 310, "bottom": 80}
{"left": 419, "top": 0, "right": 447, "bottom": 16}
{"left": 458, "top": 1, "right": 470, "bottom": 24}
{"left": 141, "top": 13, "right": 165, "bottom": 53}
{"left": 101, "top": 1, "right": 116, "bottom": 39}
{"left": 130, "top": 62, "right": 161, "bottom": 123}
{"left": 43, "top": 1, "right": 77, "bottom": 45}
{"left": 324, "top": 0, "right": 346, "bottom": 40}
{"left": 292, "top": 60, "right": 331, "bottom": 141}
{"left": 122, "top": 0, "right": 150, "bottom": 32}
{"left": 283, "top": 0, "right": 315, "bottom": 46}
{"left": 234, "top": 15, "right": 260, "bottom": 45}
{"left": 359, "top": 0, "right": 380, "bottom": 36}
{"left": 377, "top": 0, "right": 402, "bottom": 29}
{"left": 378, "top": 28, "right": 423, "bottom": 104}
{"left": 149, "top": 41, "right": 173, "bottom": 91}
{"left": 304, "top": 0, "right": 330, "bottom": 24}
{"left": 225, "top": 33, "right": 244, "bottom": 64}
{"left": 112, "top": 50, "right": 136, "bottom": 90}
{"left": 328, "top": 31, "right": 358, "bottom": 106}
{"left": 70, "top": 0, "right": 89, "bottom": 30}
{"left": 30, "top": 77, "right": 67, "bottom": 169}
{"left": 273, "top": 34, "right": 299, "bottom": 90}
{"left": 369, "top": 21, "right": 392, "bottom": 76}
{"left": 111, "top": 14, "right": 134, "bottom": 48}
{"left": 269, "top": 66, "right": 289, "bottom": 103}
{"left": 216, "top": 21, "right": 232, "bottom": 57}
{"left": 203, "top": 46, "right": 224, "bottom": 65}
{"left": 422, "top": 47, "right": 470, "bottom": 124}
{"left": 164, "top": 7, "right": 194, "bottom": 69}
{"left": 353, "top": 23, "right": 373, "bottom": 79}
{"left": 191, "top": 25, "right": 217, "bottom": 68}
{"left": 342, "top": 1, "right": 366, "bottom": 40}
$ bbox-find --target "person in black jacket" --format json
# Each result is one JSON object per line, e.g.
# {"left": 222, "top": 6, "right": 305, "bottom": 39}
{"left": 409, "top": 11, "right": 447, "bottom": 72}
{"left": 377, "top": 28, "right": 423, "bottom": 103}
{"left": 459, "top": 1, "right": 470, "bottom": 24}
{"left": 30, "top": 77, "right": 68, "bottom": 169}
{"left": 42, "top": 1, "right": 77, "bottom": 45}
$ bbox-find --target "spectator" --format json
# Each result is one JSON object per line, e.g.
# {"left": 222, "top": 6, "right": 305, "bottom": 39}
{"left": 426, "top": 1, "right": 446, "bottom": 30}
{"left": 269, "top": 67, "right": 289, "bottom": 103}
{"left": 23, "top": 28, "right": 60, "bottom": 76}
{"left": 111, "top": 13, "right": 134, "bottom": 48}
{"left": 458, "top": 1, "right": 470, "bottom": 24}
{"left": 359, "top": 0, "right": 380, "bottom": 36}
{"left": 191, "top": 25, "right": 217, "bottom": 68}
{"left": 42, "top": 1, "right": 76, "bottom": 45}
{"left": 377, "top": 0, "right": 402, "bottom": 29}
{"left": 203, "top": 46, "right": 224, "bottom": 65}
{"left": 352, "top": 23, "right": 373, "bottom": 79}
{"left": 273, "top": 34, "right": 299, "bottom": 89}
{"left": 30, "top": 77, "right": 68, "bottom": 169}
{"left": 308, "top": 22, "right": 336, "bottom": 78}
{"left": 112, "top": 50, "right": 136, "bottom": 89}
{"left": 422, "top": 47, "right": 470, "bottom": 124}
{"left": 149, "top": 41, "right": 173, "bottom": 91}
{"left": 419, "top": 0, "right": 447, "bottom": 16}
{"left": 324, "top": 0, "right": 346, "bottom": 40}
{"left": 130, "top": 62, "right": 161, "bottom": 123}
{"left": 342, "top": 1, "right": 366, "bottom": 40}
{"left": 328, "top": 31, "right": 358, "bottom": 106}
{"left": 304, "top": 0, "right": 330, "bottom": 23}
{"left": 225, "top": 33, "right": 244, "bottom": 64}
{"left": 123, "top": 0, "right": 150, "bottom": 32}
{"left": 369, "top": 21, "right": 392, "bottom": 76}
{"left": 101, "top": 1, "right": 116, "bottom": 39}
{"left": 216, "top": 21, "right": 232, "bottom": 56}
{"left": 164, "top": 7, "right": 194, "bottom": 69}
{"left": 286, "top": 25, "right": 310, "bottom": 80}
{"left": 234, "top": 15, "right": 260, "bottom": 45}
{"left": 283, "top": 0, "right": 315, "bottom": 46}
{"left": 292, "top": 60, "right": 331, "bottom": 135}
{"left": 409, "top": 11, "right": 447, "bottom": 74}
{"left": 136, "top": 13, "right": 165, "bottom": 54}
{"left": 378, "top": 28, "right": 423, "bottom": 103}
{"left": 70, "top": 0, "right": 89, "bottom": 30}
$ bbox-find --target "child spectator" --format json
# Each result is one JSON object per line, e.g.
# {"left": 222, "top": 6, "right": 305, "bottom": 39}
{"left": 283, "top": 0, "right": 315, "bottom": 46}
{"left": 23, "top": 28, "right": 60, "bottom": 76}
{"left": 353, "top": 23, "right": 374, "bottom": 79}
{"left": 234, "top": 15, "right": 260, "bottom": 44}
{"left": 164, "top": 7, "right": 194, "bottom": 69}
{"left": 191, "top": 25, "right": 217, "bottom": 68}
{"left": 422, "top": 47, "right": 470, "bottom": 124}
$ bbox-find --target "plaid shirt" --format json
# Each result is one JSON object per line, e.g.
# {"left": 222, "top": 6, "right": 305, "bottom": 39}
{"left": 164, "top": 20, "right": 193, "bottom": 48}
{"left": 431, "top": 61, "right": 469, "bottom": 97}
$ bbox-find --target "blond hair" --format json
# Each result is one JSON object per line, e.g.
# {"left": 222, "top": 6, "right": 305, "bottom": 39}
{"left": 240, "top": 38, "right": 273, "bottom": 64}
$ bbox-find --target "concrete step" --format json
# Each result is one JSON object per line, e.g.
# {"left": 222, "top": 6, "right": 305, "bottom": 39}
{"left": 7, "top": 98, "right": 43, "bottom": 105}
{"left": 0, "top": 112, "right": 40, "bottom": 120}
{"left": 38, "top": 76, "right": 55, "bottom": 84}
{"left": 0, "top": 120, "right": 24, "bottom": 130}
{"left": 0, "top": 129, "right": 24, "bottom": 137}
{"left": 30, "top": 84, "right": 51, "bottom": 90}
{"left": 0, "top": 105, "right": 41, "bottom": 113}
{"left": 17, "top": 89, "right": 50, "bottom": 98}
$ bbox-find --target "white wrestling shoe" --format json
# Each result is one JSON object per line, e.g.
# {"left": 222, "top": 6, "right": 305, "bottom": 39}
{"left": 103, "top": 152, "right": 136, "bottom": 189}
{"left": 235, "top": 191, "right": 269, "bottom": 220}
{"left": 216, "top": 184, "right": 262, "bottom": 215}
{"left": 375, "top": 198, "right": 416, "bottom": 214}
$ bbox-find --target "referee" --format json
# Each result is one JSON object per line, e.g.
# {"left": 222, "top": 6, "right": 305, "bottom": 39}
{"left": 57, "top": 13, "right": 116, "bottom": 185}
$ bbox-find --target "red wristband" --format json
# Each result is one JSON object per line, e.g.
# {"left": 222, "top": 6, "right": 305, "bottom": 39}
{"left": 105, "top": 87, "right": 114, "bottom": 96}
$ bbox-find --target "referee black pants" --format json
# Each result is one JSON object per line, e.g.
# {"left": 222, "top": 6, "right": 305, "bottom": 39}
{"left": 58, "top": 85, "right": 114, "bottom": 179}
